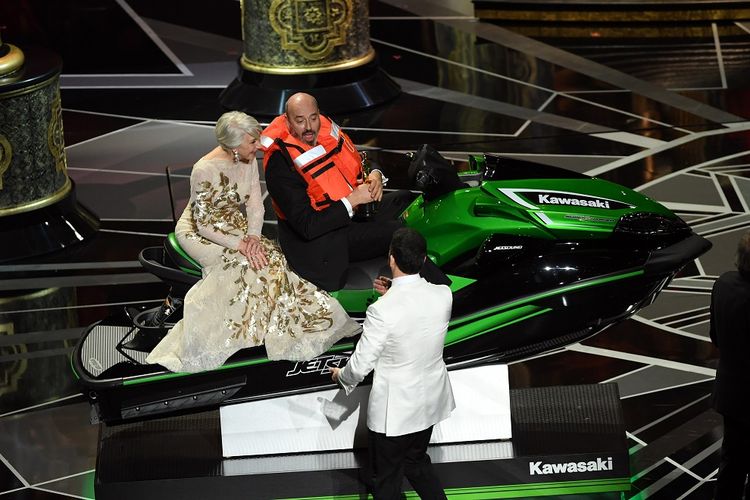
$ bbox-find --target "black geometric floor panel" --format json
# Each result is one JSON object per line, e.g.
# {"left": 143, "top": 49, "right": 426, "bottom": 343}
{"left": 4, "top": 0, "right": 749, "bottom": 498}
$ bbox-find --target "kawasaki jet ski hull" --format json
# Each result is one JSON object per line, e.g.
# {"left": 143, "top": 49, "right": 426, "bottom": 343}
{"left": 72, "top": 150, "right": 711, "bottom": 425}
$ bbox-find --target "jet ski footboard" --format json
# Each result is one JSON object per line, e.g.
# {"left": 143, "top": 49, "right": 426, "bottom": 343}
{"left": 77, "top": 323, "right": 151, "bottom": 380}
{"left": 120, "top": 376, "right": 247, "bottom": 421}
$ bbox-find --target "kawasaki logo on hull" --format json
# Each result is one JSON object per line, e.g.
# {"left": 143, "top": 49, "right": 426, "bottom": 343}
{"left": 537, "top": 194, "right": 612, "bottom": 209}
{"left": 529, "top": 457, "right": 613, "bottom": 475}
{"left": 499, "top": 188, "right": 634, "bottom": 211}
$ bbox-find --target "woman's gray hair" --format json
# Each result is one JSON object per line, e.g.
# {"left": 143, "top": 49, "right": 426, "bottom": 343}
{"left": 215, "top": 111, "right": 261, "bottom": 150}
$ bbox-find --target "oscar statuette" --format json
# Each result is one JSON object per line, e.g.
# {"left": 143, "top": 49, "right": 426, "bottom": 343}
{"left": 353, "top": 151, "right": 378, "bottom": 221}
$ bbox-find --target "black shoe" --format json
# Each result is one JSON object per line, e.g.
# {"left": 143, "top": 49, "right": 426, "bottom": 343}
{"left": 122, "top": 328, "right": 166, "bottom": 352}
{"left": 147, "top": 296, "right": 183, "bottom": 327}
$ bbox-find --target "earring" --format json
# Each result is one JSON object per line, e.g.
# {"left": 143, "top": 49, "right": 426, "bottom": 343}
{"left": 232, "top": 150, "right": 240, "bottom": 163}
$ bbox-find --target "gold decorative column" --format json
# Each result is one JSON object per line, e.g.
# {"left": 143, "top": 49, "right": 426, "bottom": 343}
{"left": 243, "top": 0, "right": 372, "bottom": 74}
{"left": 220, "top": 0, "right": 400, "bottom": 115}
{"left": 0, "top": 38, "right": 98, "bottom": 262}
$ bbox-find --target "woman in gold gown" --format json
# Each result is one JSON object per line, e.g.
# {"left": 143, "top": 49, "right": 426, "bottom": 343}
{"left": 146, "top": 111, "right": 360, "bottom": 373}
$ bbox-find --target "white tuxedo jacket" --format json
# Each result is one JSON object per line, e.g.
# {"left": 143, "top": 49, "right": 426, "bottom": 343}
{"left": 338, "top": 274, "right": 455, "bottom": 436}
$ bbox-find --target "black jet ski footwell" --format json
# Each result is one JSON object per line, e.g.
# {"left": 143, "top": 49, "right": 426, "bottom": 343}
{"left": 94, "top": 383, "right": 629, "bottom": 500}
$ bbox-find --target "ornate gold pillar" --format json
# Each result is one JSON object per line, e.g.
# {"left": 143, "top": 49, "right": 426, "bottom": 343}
{"left": 0, "top": 38, "right": 98, "bottom": 262}
{"left": 220, "top": 0, "right": 399, "bottom": 115}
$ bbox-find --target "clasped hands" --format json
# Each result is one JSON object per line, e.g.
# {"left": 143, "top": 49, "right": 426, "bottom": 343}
{"left": 347, "top": 171, "right": 383, "bottom": 207}
{"left": 238, "top": 235, "right": 268, "bottom": 270}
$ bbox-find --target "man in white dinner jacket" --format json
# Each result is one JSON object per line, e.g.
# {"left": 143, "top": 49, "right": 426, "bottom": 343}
{"left": 331, "top": 227, "right": 455, "bottom": 500}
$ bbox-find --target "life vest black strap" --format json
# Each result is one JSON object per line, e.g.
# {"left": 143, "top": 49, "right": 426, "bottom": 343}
{"left": 310, "top": 161, "right": 335, "bottom": 179}
{"left": 280, "top": 141, "right": 306, "bottom": 155}
{"left": 314, "top": 193, "right": 334, "bottom": 208}
{"left": 301, "top": 136, "right": 346, "bottom": 172}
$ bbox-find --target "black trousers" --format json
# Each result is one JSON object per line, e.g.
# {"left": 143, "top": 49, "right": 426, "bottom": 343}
{"left": 715, "top": 415, "right": 750, "bottom": 499}
{"left": 348, "top": 190, "right": 413, "bottom": 262}
{"left": 348, "top": 191, "right": 451, "bottom": 286}
{"left": 368, "top": 426, "right": 447, "bottom": 500}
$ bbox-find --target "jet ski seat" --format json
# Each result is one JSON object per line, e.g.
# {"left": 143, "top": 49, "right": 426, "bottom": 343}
{"left": 144, "top": 233, "right": 386, "bottom": 293}
{"left": 164, "top": 233, "right": 201, "bottom": 278}
{"left": 138, "top": 235, "right": 200, "bottom": 298}
{"left": 343, "top": 257, "right": 389, "bottom": 290}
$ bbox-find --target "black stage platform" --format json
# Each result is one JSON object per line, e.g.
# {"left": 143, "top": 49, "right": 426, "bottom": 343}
{"left": 473, "top": 0, "right": 750, "bottom": 23}
{"left": 1, "top": 1, "right": 738, "bottom": 498}
{"left": 95, "top": 383, "right": 629, "bottom": 499}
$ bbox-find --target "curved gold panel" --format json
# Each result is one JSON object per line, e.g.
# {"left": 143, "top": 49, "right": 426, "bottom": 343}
{"left": 47, "top": 91, "right": 68, "bottom": 174}
{"left": 0, "top": 177, "right": 71, "bottom": 217}
{"left": 0, "top": 70, "right": 70, "bottom": 212}
{"left": 269, "top": 0, "right": 353, "bottom": 61}
{"left": 241, "top": 48, "right": 374, "bottom": 74}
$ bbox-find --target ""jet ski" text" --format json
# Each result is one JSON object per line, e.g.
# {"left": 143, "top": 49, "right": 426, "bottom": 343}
{"left": 286, "top": 354, "right": 350, "bottom": 377}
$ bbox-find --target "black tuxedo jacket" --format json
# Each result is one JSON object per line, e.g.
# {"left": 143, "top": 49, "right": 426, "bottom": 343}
{"left": 265, "top": 150, "right": 352, "bottom": 291}
{"left": 709, "top": 270, "right": 750, "bottom": 423}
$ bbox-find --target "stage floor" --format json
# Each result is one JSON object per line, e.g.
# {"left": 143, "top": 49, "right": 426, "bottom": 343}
{"left": 94, "top": 384, "right": 627, "bottom": 499}
{"left": 1, "top": 0, "right": 746, "bottom": 498}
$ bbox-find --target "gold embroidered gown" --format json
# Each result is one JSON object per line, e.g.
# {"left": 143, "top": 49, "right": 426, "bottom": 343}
{"left": 146, "top": 156, "right": 360, "bottom": 373}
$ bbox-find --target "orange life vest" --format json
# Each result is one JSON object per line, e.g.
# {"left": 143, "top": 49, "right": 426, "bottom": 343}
{"left": 260, "top": 115, "right": 363, "bottom": 219}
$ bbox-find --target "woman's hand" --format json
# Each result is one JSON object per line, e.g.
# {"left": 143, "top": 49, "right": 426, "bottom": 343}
{"left": 239, "top": 235, "right": 268, "bottom": 270}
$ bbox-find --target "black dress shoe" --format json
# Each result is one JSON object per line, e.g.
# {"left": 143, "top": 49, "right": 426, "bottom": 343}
{"left": 122, "top": 328, "right": 166, "bottom": 352}
{"left": 149, "top": 296, "right": 182, "bottom": 327}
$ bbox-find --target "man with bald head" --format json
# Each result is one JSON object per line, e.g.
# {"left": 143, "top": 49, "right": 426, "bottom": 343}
{"left": 260, "top": 93, "right": 412, "bottom": 291}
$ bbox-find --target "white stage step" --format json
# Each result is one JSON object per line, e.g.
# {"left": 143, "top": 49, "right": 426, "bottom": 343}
{"left": 220, "top": 363, "right": 511, "bottom": 458}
